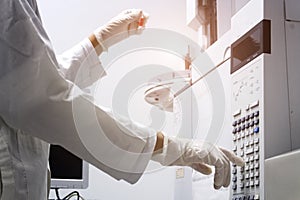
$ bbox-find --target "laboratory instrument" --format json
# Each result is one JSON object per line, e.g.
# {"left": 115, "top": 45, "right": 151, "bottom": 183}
{"left": 230, "top": 0, "right": 300, "bottom": 199}
{"left": 185, "top": 0, "right": 300, "bottom": 199}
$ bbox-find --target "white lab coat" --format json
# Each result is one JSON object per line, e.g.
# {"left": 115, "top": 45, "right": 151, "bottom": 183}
{"left": 0, "top": 0, "right": 156, "bottom": 199}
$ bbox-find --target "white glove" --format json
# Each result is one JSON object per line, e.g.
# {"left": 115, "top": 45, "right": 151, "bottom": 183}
{"left": 152, "top": 136, "right": 244, "bottom": 189}
{"left": 94, "top": 9, "right": 149, "bottom": 51}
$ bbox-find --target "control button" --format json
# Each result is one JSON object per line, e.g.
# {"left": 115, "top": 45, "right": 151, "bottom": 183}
{"left": 254, "top": 127, "right": 259, "bottom": 133}
{"left": 249, "top": 139, "right": 254, "bottom": 146}
{"left": 255, "top": 171, "right": 260, "bottom": 177}
{"left": 242, "top": 117, "right": 245, "bottom": 123}
{"left": 246, "top": 147, "right": 254, "bottom": 155}
{"left": 241, "top": 132, "right": 245, "bottom": 138}
{"left": 246, "top": 115, "right": 250, "bottom": 121}
{"left": 245, "top": 173, "right": 249, "bottom": 179}
{"left": 240, "top": 143, "right": 244, "bottom": 149}
{"left": 242, "top": 124, "right": 245, "bottom": 130}
{"left": 233, "top": 145, "right": 237, "bottom": 151}
{"left": 232, "top": 168, "right": 237, "bottom": 174}
{"left": 254, "top": 119, "right": 259, "bottom": 125}
{"left": 245, "top": 130, "right": 250, "bottom": 136}
{"left": 240, "top": 182, "right": 244, "bottom": 189}
{"left": 232, "top": 184, "right": 237, "bottom": 190}
{"left": 250, "top": 155, "right": 254, "bottom": 162}
{"left": 250, "top": 100, "right": 259, "bottom": 109}
{"left": 238, "top": 126, "right": 241, "bottom": 132}
{"left": 232, "top": 176, "right": 237, "bottom": 182}
{"left": 245, "top": 182, "right": 250, "bottom": 188}
{"left": 245, "top": 165, "right": 249, "bottom": 171}
{"left": 232, "top": 128, "right": 237, "bottom": 134}
{"left": 233, "top": 109, "right": 241, "bottom": 117}
{"left": 245, "top": 141, "right": 249, "bottom": 147}
{"left": 245, "top": 123, "right": 250, "bottom": 129}
{"left": 254, "top": 111, "right": 259, "bottom": 117}
{"left": 233, "top": 121, "right": 237, "bottom": 126}
{"left": 240, "top": 151, "right": 244, "bottom": 157}
{"left": 240, "top": 166, "right": 244, "bottom": 173}
{"left": 240, "top": 174, "right": 244, "bottom": 180}
{"left": 254, "top": 154, "right": 259, "bottom": 161}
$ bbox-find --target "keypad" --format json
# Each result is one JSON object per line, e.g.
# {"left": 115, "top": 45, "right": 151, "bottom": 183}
{"left": 231, "top": 194, "right": 259, "bottom": 200}
{"left": 232, "top": 102, "right": 260, "bottom": 200}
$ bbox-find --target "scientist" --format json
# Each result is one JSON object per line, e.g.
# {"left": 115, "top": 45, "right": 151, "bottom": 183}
{"left": 0, "top": 0, "right": 244, "bottom": 199}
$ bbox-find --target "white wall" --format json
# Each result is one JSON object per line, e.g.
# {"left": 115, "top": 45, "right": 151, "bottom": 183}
{"left": 38, "top": 0, "right": 197, "bottom": 54}
{"left": 36, "top": 0, "right": 198, "bottom": 200}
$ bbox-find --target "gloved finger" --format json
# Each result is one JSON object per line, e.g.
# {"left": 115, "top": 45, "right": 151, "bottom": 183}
{"left": 214, "top": 184, "right": 222, "bottom": 190}
{"left": 121, "top": 9, "right": 143, "bottom": 24}
{"left": 213, "top": 160, "right": 225, "bottom": 189}
{"left": 128, "top": 21, "right": 140, "bottom": 33}
{"left": 220, "top": 151, "right": 231, "bottom": 188}
{"left": 191, "top": 163, "right": 212, "bottom": 175}
{"left": 223, "top": 159, "right": 231, "bottom": 187}
{"left": 220, "top": 147, "right": 244, "bottom": 166}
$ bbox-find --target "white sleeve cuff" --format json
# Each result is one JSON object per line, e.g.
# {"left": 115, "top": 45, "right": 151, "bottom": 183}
{"left": 57, "top": 38, "right": 106, "bottom": 88}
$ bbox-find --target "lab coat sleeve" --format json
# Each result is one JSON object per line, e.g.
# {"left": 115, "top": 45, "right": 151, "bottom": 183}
{"left": 56, "top": 39, "right": 106, "bottom": 88}
{"left": 0, "top": 0, "right": 156, "bottom": 184}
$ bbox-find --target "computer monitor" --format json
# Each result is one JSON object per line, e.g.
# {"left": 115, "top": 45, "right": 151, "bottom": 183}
{"left": 49, "top": 145, "right": 89, "bottom": 189}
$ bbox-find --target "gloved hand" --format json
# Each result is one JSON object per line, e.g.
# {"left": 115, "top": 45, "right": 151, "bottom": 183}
{"left": 152, "top": 135, "right": 244, "bottom": 189}
{"left": 94, "top": 9, "right": 149, "bottom": 51}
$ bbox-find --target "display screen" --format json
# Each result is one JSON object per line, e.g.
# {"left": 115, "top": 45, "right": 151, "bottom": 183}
{"left": 232, "top": 28, "right": 261, "bottom": 68}
{"left": 49, "top": 145, "right": 83, "bottom": 180}
{"left": 231, "top": 20, "right": 271, "bottom": 74}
